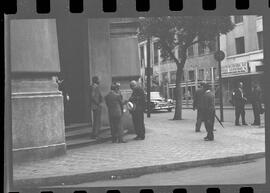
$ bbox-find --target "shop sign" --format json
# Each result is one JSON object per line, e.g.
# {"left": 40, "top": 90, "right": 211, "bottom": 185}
{"left": 221, "top": 62, "right": 248, "bottom": 75}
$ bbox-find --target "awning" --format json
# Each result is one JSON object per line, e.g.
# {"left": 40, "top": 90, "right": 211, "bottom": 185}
{"left": 221, "top": 71, "right": 263, "bottom": 78}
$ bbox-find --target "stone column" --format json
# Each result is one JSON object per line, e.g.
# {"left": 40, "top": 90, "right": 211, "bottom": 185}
{"left": 10, "top": 19, "right": 66, "bottom": 163}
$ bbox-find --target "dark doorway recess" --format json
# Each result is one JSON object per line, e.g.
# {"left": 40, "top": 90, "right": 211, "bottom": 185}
{"left": 56, "top": 17, "right": 90, "bottom": 125}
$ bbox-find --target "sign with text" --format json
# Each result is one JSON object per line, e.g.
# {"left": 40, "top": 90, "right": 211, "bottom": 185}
{"left": 221, "top": 62, "right": 249, "bottom": 75}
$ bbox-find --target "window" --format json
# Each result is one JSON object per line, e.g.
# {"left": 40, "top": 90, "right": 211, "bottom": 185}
{"left": 198, "top": 42, "right": 207, "bottom": 55}
{"left": 140, "top": 46, "right": 145, "bottom": 67}
{"left": 257, "top": 31, "right": 263, "bottom": 50}
{"left": 235, "top": 37, "right": 245, "bottom": 54}
{"left": 213, "top": 67, "right": 219, "bottom": 80}
{"left": 234, "top": 16, "right": 243, "bottom": 24}
{"left": 170, "top": 71, "right": 176, "bottom": 84}
{"left": 162, "top": 72, "right": 168, "bottom": 83}
{"left": 198, "top": 69, "right": 204, "bottom": 81}
{"left": 208, "top": 40, "right": 217, "bottom": 53}
{"left": 153, "top": 42, "right": 159, "bottom": 65}
{"left": 187, "top": 45, "right": 194, "bottom": 57}
{"left": 188, "top": 70, "right": 195, "bottom": 81}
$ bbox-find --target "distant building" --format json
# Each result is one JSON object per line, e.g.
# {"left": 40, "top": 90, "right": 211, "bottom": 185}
{"left": 220, "top": 15, "right": 264, "bottom": 105}
{"left": 138, "top": 15, "right": 264, "bottom": 106}
{"left": 139, "top": 36, "right": 219, "bottom": 104}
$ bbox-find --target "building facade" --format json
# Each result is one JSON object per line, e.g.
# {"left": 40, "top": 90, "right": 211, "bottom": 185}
{"left": 139, "top": 37, "right": 219, "bottom": 105}
{"left": 138, "top": 15, "right": 264, "bottom": 106}
{"left": 220, "top": 15, "right": 264, "bottom": 105}
{"left": 9, "top": 17, "right": 140, "bottom": 162}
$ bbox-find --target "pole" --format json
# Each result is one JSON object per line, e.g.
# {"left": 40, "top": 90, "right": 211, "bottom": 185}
{"left": 217, "top": 34, "right": 224, "bottom": 122}
{"left": 4, "top": 15, "right": 13, "bottom": 191}
{"left": 146, "top": 36, "right": 151, "bottom": 118}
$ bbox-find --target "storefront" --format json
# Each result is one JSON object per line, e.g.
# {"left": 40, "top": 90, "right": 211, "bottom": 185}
{"left": 221, "top": 60, "right": 264, "bottom": 105}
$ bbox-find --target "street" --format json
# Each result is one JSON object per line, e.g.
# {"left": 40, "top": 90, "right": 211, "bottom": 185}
{"left": 152, "top": 107, "right": 264, "bottom": 126}
{"left": 68, "top": 158, "right": 265, "bottom": 186}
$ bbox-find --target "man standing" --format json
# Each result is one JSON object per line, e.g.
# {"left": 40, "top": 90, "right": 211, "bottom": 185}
{"left": 105, "top": 83, "right": 126, "bottom": 143}
{"left": 250, "top": 83, "right": 262, "bottom": 126}
{"left": 129, "top": 80, "right": 146, "bottom": 140}
{"left": 193, "top": 82, "right": 205, "bottom": 132}
{"left": 232, "top": 82, "right": 247, "bottom": 126}
{"left": 56, "top": 77, "right": 70, "bottom": 126}
{"left": 90, "top": 76, "right": 103, "bottom": 139}
{"left": 201, "top": 83, "right": 215, "bottom": 141}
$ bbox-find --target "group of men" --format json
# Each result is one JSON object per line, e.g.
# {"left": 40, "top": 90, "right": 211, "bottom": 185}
{"left": 193, "top": 81, "right": 264, "bottom": 141}
{"left": 90, "top": 76, "right": 146, "bottom": 143}
{"left": 231, "top": 81, "right": 263, "bottom": 126}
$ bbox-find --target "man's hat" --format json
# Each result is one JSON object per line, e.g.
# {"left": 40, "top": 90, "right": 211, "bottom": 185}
{"left": 127, "top": 101, "right": 135, "bottom": 111}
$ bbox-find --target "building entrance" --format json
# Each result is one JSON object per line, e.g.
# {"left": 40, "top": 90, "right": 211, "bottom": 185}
{"left": 57, "top": 17, "right": 90, "bottom": 126}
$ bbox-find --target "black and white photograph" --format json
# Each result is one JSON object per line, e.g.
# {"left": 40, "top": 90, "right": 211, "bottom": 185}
{"left": 4, "top": 3, "right": 269, "bottom": 192}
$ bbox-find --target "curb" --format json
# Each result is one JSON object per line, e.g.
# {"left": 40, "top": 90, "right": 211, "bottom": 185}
{"left": 13, "top": 152, "right": 265, "bottom": 188}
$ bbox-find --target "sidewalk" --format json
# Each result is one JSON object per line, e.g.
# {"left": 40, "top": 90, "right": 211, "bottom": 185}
{"left": 182, "top": 104, "right": 254, "bottom": 110}
{"left": 13, "top": 112, "right": 265, "bottom": 187}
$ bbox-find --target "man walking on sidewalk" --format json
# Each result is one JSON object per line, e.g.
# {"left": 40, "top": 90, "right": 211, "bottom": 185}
{"left": 232, "top": 82, "right": 247, "bottom": 126}
{"left": 90, "top": 76, "right": 103, "bottom": 139}
{"left": 201, "top": 83, "right": 215, "bottom": 141}
{"left": 193, "top": 82, "right": 206, "bottom": 132}
{"left": 129, "top": 80, "right": 146, "bottom": 140}
{"left": 105, "top": 83, "right": 126, "bottom": 143}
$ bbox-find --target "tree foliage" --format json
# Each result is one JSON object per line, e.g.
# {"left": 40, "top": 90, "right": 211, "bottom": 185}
{"left": 139, "top": 16, "right": 234, "bottom": 120}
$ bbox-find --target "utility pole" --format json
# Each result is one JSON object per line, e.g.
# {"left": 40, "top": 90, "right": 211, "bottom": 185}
{"left": 215, "top": 34, "right": 225, "bottom": 122}
{"left": 146, "top": 36, "right": 152, "bottom": 118}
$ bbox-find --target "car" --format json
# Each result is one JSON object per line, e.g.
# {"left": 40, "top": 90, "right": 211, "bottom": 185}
{"left": 145, "top": 92, "right": 174, "bottom": 112}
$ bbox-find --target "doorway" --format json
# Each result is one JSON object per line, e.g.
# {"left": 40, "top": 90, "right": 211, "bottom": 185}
{"left": 57, "top": 17, "right": 90, "bottom": 125}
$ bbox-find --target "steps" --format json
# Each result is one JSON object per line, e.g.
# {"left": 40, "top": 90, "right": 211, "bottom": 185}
{"left": 65, "top": 123, "right": 112, "bottom": 149}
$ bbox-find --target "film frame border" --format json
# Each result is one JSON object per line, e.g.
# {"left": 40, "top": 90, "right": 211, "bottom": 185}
{"left": 4, "top": 0, "right": 270, "bottom": 193}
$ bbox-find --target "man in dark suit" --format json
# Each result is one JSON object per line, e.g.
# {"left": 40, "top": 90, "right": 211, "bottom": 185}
{"left": 90, "top": 76, "right": 103, "bottom": 139}
{"left": 193, "top": 82, "right": 206, "bottom": 132}
{"left": 105, "top": 83, "right": 126, "bottom": 143}
{"left": 232, "top": 82, "right": 247, "bottom": 126}
{"left": 201, "top": 83, "right": 215, "bottom": 141}
{"left": 129, "top": 80, "right": 146, "bottom": 140}
{"left": 250, "top": 83, "right": 262, "bottom": 126}
{"left": 56, "top": 77, "right": 70, "bottom": 126}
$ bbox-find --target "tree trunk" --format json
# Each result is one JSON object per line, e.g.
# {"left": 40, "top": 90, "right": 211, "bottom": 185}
{"left": 173, "top": 66, "right": 184, "bottom": 120}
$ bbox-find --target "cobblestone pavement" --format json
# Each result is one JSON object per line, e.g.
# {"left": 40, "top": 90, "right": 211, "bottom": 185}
{"left": 13, "top": 109, "right": 265, "bottom": 181}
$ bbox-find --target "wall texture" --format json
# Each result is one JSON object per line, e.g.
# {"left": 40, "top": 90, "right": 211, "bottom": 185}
{"left": 10, "top": 19, "right": 66, "bottom": 163}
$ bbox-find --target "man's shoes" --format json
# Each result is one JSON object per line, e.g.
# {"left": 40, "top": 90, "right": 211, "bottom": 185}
{"left": 139, "top": 137, "right": 145, "bottom": 140}
{"left": 242, "top": 123, "right": 248, "bottom": 126}
{"left": 204, "top": 136, "right": 208, "bottom": 140}
{"left": 118, "top": 140, "right": 127, "bottom": 143}
{"left": 195, "top": 130, "right": 201, "bottom": 132}
{"left": 133, "top": 136, "right": 141, "bottom": 140}
{"left": 252, "top": 123, "right": 259, "bottom": 126}
{"left": 235, "top": 123, "right": 240, "bottom": 126}
{"left": 204, "top": 138, "right": 214, "bottom": 141}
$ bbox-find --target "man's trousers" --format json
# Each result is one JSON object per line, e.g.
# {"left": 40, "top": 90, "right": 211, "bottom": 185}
{"left": 131, "top": 110, "right": 145, "bottom": 138}
{"left": 92, "top": 108, "right": 101, "bottom": 137}
{"left": 235, "top": 106, "right": 246, "bottom": 125}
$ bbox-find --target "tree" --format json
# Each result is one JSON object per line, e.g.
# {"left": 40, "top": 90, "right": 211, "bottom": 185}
{"left": 139, "top": 16, "right": 234, "bottom": 120}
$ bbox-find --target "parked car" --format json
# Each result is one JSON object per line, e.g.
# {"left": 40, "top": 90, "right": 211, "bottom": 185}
{"left": 145, "top": 92, "right": 174, "bottom": 112}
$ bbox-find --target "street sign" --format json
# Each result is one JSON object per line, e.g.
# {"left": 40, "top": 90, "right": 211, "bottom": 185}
{"left": 214, "top": 50, "right": 225, "bottom": 62}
